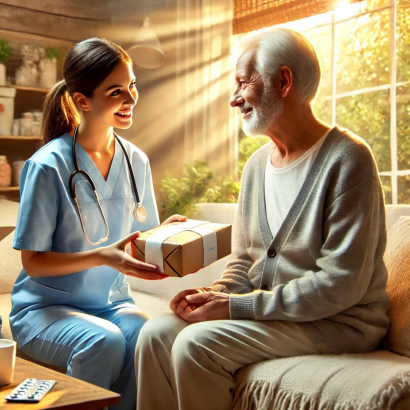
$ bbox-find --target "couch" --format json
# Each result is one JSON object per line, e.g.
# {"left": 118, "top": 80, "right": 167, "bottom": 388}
{"left": 1, "top": 198, "right": 410, "bottom": 410}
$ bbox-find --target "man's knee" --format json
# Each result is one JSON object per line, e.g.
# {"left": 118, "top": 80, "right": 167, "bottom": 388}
{"left": 172, "top": 322, "right": 216, "bottom": 364}
{"left": 137, "top": 314, "right": 187, "bottom": 351}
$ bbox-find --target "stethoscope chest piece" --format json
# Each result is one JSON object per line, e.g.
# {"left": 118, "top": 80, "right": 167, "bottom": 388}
{"left": 135, "top": 203, "right": 147, "bottom": 223}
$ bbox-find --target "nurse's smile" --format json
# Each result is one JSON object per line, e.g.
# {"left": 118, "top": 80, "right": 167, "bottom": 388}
{"left": 115, "top": 110, "right": 132, "bottom": 120}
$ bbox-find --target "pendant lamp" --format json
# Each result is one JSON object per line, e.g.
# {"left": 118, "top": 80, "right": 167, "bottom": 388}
{"left": 127, "top": 17, "right": 165, "bottom": 69}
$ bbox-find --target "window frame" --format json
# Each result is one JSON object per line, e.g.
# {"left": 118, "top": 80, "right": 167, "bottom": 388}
{"left": 300, "top": 0, "right": 408, "bottom": 204}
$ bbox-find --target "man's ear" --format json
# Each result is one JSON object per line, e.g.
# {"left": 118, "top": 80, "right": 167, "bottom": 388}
{"left": 72, "top": 92, "right": 90, "bottom": 112}
{"left": 277, "top": 66, "right": 294, "bottom": 98}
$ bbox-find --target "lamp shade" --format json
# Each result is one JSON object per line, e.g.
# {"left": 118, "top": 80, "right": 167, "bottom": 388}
{"left": 127, "top": 17, "right": 165, "bottom": 69}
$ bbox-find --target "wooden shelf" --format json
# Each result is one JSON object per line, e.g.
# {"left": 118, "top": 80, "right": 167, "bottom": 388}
{"left": 0, "top": 186, "right": 19, "bottom": 192}
{"left": 5, "top": 85, "right": 50, "bottom": 93}
{"left": 0, "top": 135, "right": 42, "bottom": 141}
{"left": 0, "top": 85, "right": 47, "bottom": 201}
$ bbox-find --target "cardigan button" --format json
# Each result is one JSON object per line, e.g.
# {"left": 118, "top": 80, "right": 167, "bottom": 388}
{"left": 261, "top": 285, "right": 269, "bottom": 291}
{"left": 267, "top": 248, "right": 276, "bottom": 258}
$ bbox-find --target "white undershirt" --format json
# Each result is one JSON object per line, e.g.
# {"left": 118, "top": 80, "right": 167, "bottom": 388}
{"left": 265, "top": 129, "right": 332, "bottom": 239}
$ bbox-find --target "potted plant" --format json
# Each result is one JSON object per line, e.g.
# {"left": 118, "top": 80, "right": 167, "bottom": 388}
{"left": 0, "top": 38, "right": 12, "bottom": 86}
{"left": 39, "top": 47, "right": 62, "bottom": 89}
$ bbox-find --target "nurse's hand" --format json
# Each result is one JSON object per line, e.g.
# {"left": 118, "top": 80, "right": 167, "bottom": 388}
{"left": 98, "top": 232, "right": 167, "bottom": 280}
{"left": 161, "top": 214, "right": 187, "bottom": 225}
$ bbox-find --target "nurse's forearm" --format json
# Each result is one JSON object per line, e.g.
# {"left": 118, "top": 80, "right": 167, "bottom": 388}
{"left": 21, "top": 232, "right": 161, "bottom": 279}
{"left": 21, "top": 249, "right": 103, "bottom": 277}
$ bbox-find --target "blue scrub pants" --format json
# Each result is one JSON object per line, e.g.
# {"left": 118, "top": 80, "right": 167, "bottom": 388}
{"left": 20, "top": 304, "right": 149, "bottom": 410}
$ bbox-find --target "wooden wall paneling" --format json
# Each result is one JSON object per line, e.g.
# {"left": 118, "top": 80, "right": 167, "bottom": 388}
{"left": 0, "top": 3, "right": 107, "bottom": 43}
{"left": 0, "top": 0, "right": 110, "bottom": 20}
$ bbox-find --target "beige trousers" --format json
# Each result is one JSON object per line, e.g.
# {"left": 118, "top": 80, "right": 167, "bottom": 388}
{"left": 135, "top": 314, "right": 330, "bottom": 410}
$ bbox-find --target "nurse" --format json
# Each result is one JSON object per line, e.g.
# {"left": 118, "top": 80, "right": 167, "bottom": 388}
{"left": 10, "top": 37, "right": 183, "bottom": 410}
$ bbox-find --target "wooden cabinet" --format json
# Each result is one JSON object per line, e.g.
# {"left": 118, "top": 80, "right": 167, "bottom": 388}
{"left": 0, "top": 85, "right": 49, "bottom": 200}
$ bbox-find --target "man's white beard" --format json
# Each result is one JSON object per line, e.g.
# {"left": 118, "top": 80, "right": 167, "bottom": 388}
{"left": 242, "top": 85, "right": 284, "bottom": 137}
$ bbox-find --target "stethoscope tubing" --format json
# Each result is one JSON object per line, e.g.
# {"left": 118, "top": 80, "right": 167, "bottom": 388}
{"left": 69, "top": 126, "right": 141, "bottom": 203}
{"left": 68, "top": 126, "right": 146, "bottom": 245}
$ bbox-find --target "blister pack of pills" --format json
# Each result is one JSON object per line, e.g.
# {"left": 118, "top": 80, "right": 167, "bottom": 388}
{"left": 5, "top": 378, "right": 56, "bottom": 403}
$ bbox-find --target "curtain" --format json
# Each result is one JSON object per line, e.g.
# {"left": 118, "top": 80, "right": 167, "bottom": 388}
{"left": 233, "top": 0, "right": 363, "bottom": 34}
{"left": 176, "top": 0, "right": 237, "bottom": 178}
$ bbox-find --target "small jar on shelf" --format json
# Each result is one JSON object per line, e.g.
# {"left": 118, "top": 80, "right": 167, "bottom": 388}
{"left": 31, "top": 121, "right": 41, "bottom": 136}
{"left": 11, "top": 118, "right": 19, "bottom": 136}
{"left": 0, "top": 155, "right": 12, "bottom": 187}
{"left": 20, "top": 112, "right": 34, "bottom": 136}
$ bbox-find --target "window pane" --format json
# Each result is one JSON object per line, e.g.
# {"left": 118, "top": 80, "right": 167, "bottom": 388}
{"left": 313, "top": 97, "right": 332, "bottom": 124}
{"left": 397, "top": 84, "right": 410, "bottom": 170}
{"left": 335, "top": 10, "right": 390, "bottom": 94}
{"left": 304, "top": 25, "right": 332, "bottom": 124}
{"left": 334, "top": 2, "right": 367, "bottom": 22}
{"left": 304, "top": 25, "right": 332, "bottom": 97}
{"left": 398, "top": 0, "right": 410, "bottom": 7}
{"left": 380, "top": 175, "right": 392, "bottom": 204}
{"left": 398, "top": 175, "right": 410, "bottom": 203}
{"left": 335, "top": 89, "right": 390, "bottom": 172}
{"left": 397, "top": 3, "right": 410, "bottom": 83}
{"left": 333, "top": 1, "right": 391, "bottom": 23}
{"left": 283, "top": 12, "right": 332, "bottom": 31}
{"left": 364, "top": 0, "right": 391, "bottom": 10}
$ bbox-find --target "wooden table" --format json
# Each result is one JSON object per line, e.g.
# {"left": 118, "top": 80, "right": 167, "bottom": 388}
{"left": 0, "top": 357, "right": 121, "bottom": 409}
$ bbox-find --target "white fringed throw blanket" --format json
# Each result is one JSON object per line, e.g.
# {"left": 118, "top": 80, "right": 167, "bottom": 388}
{"left": 233, "top": 350, "right": 410, "bottom": 410}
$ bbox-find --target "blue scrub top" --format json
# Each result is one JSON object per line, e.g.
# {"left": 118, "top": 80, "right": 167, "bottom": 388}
{"left": 10, "top": 133, "right": 160, "bottom": 347}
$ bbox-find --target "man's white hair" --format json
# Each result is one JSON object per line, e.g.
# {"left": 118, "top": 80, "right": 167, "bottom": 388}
{"left": 232, "top": 27, "right": 321, "bottom": 104}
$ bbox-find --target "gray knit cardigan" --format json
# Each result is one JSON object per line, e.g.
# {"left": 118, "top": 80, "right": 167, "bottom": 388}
{"left": 211, "top": 126, "right": 390, "bottom": 354}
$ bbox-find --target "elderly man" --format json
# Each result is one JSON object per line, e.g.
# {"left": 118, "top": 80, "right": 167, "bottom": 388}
{"left": 135, "top": 28, "right": 389, "bottom": 410}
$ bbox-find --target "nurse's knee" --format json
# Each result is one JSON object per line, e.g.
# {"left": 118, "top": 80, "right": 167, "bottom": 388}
{"left": 91, "top": 325, "right": 126, "bottom": 364}
{"left": 121, "top": 310, "right": 150, "bottom": 345}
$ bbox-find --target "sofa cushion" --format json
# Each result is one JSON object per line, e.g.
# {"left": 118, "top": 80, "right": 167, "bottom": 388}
{"left": 384, "top": 216, "right": 410, "bottom": 357}
{"left": 0, "top": 293, "right": 12, "bottom": 340}
{"left": 0, "top": 199, "right": 21, "bottom": 295}
{"left": 0, "top": 232, "right": 21, "bottom": 295}
{"left": 233, "top": 351, "right": 410, "bottom": 410}
{"left": 130, "top": 290, "right": 172, "bottom": 317}
{"left": 385, "top": 205, "right": 410, "bottom": 232}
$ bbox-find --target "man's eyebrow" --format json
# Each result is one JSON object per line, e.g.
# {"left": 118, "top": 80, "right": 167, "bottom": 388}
{"left": 235, "top": 73, "right": 247, "bottom": 82}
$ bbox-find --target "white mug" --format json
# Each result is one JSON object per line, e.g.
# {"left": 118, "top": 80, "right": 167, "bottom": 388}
{"left": 0, "top": 339, "right": 16, "bottom": 385}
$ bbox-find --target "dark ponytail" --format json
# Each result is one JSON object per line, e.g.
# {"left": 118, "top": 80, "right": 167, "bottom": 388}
{"left": 41, "top": 37, "right": 131, "bottom": 145}
{"left": 41, "top": 80, "right": 80, "bottom": 144}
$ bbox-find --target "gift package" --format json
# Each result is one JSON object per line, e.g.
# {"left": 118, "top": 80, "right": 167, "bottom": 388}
{"left": 131, "top": 220, "right": 232, "bottom": 277}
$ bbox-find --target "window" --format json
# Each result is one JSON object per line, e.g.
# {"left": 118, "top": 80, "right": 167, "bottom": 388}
{"left": 237, "top": 0, "right": 410, "bottom": 204}
{"left": 284, "top": 0, "right": 410, "bottom": 204}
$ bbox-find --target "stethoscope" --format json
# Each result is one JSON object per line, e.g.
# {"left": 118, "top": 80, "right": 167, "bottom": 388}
{"left": 69, "top": 126, "right": 147, "bottom": 246}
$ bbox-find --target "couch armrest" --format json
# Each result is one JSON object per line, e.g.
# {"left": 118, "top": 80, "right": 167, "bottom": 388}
{"left": 233, "top": 350, "right": 410, "bottom": 410}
